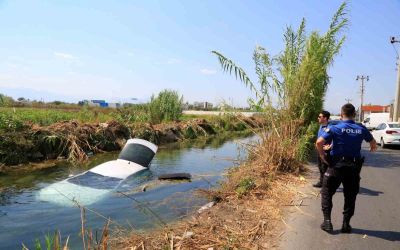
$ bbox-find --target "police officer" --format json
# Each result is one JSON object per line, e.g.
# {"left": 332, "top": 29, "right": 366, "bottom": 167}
{"left": 313, "top": 110, "right": 332, "bottom": 188}
{"left": 316, "top": 103, "right": 377, "bottom": 233}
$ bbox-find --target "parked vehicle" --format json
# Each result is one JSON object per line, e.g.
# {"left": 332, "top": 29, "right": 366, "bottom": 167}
{"left": 371, "top": 122, "right": 400, "bottom": 148}
{"left": 362, "top": 113, "right": 390, "bottom": 130}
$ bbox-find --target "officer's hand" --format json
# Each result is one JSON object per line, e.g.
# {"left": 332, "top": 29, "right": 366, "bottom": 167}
{"left": 323, "top": 144, "right": 331, "bottom": 151}
{"left": 320, "top": 154, "right": 329, "bottom": 165}
{"left": 370, "top": 140, "right": 377, "bottom": 152}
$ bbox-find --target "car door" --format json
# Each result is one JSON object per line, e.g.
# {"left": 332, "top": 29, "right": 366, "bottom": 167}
{"left": 380, "top": 123, "right": 387, "bottom": 141}
{"left": 373, "top": 123, "right": 383, "bottom": 141}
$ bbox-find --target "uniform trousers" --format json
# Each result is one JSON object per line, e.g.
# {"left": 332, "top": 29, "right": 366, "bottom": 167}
{"left": 321, "top": 163, "right": 360, "bottom": 221}
{"left": 317, "top": 150, "right": 330, "bottom": 183}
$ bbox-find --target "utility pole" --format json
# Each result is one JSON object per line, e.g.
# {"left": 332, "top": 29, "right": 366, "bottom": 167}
{"left": 356, "top": 75, "right": 369, "bottom": 122}
{"left": 345, "top": 98, "right": 352, "bottom": 104}
{"left": 390, "top": 37, "right": 400, "bottom": 122}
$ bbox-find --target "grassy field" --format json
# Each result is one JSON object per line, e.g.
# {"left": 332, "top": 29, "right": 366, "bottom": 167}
{"left": 0, "top": 106, "right": 217, "bottom": 131}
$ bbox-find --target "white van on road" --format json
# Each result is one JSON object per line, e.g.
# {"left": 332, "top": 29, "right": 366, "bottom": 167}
{"left": 362, "top": 113, "right": 390, "bottom": 130}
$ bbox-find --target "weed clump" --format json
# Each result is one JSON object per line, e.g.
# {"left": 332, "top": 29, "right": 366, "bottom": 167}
{"left": 235, "top": 177, "right": 255, "bottom": 197}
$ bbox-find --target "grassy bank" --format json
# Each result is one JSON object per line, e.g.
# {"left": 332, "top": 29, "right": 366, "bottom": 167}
{"left": 0, "top": 112, "right": 264, "bottom": 168}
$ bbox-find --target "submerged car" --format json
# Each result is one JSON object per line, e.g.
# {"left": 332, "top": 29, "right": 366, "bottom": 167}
{"left": 371, "top": 122, "right": 400, "bottom": 148}
{"left": 38, "top": 138, "right": 157, "bottom": 206}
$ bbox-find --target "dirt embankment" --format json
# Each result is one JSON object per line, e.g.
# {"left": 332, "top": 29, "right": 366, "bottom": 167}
{"left": 0, "top": 116, "right": 264, "bottom": 167}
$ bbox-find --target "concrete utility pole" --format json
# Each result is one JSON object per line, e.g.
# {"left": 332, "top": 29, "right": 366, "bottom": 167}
{"left": 390, "top": 37, "right": 400, "bottom": 122}
{"left": 356, "top": 75, "right": 369, "bottom": 122}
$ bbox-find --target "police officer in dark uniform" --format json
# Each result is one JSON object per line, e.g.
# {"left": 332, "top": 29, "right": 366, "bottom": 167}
{"left": 313, "top": 110, "right": 332, "bottom": 188}
{"left": 316, "top": 103, "right": 377, "bottom": 233}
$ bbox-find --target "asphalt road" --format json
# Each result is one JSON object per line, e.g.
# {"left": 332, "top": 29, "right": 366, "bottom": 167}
{"left": 280, "top": 143, "right": 400, "bottom": 250}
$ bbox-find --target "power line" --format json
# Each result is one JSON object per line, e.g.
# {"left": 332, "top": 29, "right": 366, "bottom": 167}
{"left": 345, "top": 98, "right": 352, "bottom": 104}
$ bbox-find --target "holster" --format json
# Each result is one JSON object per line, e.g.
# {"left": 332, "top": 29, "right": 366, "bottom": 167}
{"left": 355, "top": 156, "right": 365, "bottom": 174}
{"left": 332, "top": 156, "right": 364, "bottom": 174}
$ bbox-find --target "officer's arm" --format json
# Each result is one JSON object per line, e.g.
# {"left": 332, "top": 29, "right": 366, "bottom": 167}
{"left": 363, "top": 126, "right": 377, "bottom": 152}
{"left": 316, "top": 137, "right": 329, "bottom": 164}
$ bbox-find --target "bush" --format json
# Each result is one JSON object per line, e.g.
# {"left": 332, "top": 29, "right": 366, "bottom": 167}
{"left": 0, "top": 113, "right": 25, "bottom": 131}
{"left": 149, "top": 89, "right": 183, "bottom": 124}
{"left": 0, "top": 93, "right": 15, "bottom": 107}
{"left": 235, "top": 177, "right": 255, "bottom": 197}
{"left": 114, "top": 105, "right": 151, "bottom": 124}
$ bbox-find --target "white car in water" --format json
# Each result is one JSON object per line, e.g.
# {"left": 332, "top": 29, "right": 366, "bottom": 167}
{"left": 371, "top": 122, "right": 400, "bottom": 148}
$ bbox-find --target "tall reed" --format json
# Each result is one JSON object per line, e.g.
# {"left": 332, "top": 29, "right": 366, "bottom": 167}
{"left": 213, "top": 2, "right": 348, "bottom": 165}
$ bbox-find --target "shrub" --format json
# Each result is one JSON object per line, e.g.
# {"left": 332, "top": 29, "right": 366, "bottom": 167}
{"left": 0, "top": 93, "right": 15, "bottom": 107}
{"left": 149, "top": 89, "right": 183, "bottom": 124}
{"left": 235, "top": 177, "right": 255, "bottom": 197}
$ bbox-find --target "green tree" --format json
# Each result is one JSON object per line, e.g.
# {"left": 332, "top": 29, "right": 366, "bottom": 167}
{"left": 149, "top": 89, "right": 183, "bottom": 123}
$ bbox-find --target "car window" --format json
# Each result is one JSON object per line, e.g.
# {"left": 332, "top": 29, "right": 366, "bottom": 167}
{"left": 388, "top": 123, "right": 400, "bottom": 128}
{"left": 376, "top": 124, "right": 383, "bottom": 130}
{"left": 382, "top": 124, "right": 387, "bottom": 129}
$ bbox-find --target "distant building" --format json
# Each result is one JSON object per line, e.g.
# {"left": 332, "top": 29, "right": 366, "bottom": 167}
{"left": 108, "top": 103, "right": 121, "bottom": 108}
{"left": 193, "top": 101, "right": 213, "bottom": 110}
{"left": 361, "top": 105, "right": 390, "bottom": 117}
{"left": 78, "top": 100, "right": 120, "bottom": 108}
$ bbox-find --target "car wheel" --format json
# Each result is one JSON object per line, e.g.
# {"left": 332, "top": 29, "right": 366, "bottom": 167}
{"left": 381, "top": 138, "right": 386, "bottom": 148}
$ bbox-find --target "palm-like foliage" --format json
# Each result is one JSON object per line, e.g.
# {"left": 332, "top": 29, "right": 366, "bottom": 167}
{"left": 213, "top": 2, "right": 348, "bottom": 125}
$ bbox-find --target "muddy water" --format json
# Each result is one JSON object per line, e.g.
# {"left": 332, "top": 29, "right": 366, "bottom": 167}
{"left": 0, "top": 133, "right": 257, "bottom": 249}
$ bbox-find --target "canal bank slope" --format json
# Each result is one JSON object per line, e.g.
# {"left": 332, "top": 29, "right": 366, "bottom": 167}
{"left": 0, "top": 115, "right": 264, "bottom": 170}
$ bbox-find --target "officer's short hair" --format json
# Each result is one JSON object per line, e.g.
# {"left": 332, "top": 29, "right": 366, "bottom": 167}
{"left": 341, "top": 103, "right": 356, "bottom": 117}
{"left": 320, "top": 110, "right": 330, "bottom": 119}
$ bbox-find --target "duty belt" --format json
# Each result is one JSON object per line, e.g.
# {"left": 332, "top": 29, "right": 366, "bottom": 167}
{"left": 332, "top": 156, "right": 361, "bottom": 162}
{"left": 340, "top": 156, "right": 360, "bottom": 162}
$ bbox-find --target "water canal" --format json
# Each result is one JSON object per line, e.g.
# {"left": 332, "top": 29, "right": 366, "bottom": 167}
{"left": 0, "top": 133, "right": 257, "bottom": 249}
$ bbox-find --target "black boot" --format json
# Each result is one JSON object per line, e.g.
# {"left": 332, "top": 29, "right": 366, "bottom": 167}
{"left": 313, "top": 182, "right": 322, "bottom": 188}
{"left": 320, "top": 219, "right": 333, "bottom": 232}
{"left": 341, "top": 219, "right": 352, "bottom": 233}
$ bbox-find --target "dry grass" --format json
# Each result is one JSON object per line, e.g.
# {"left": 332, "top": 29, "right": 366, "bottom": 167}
{"left": 110, "top": 175, "right": 301, "bottom": 250}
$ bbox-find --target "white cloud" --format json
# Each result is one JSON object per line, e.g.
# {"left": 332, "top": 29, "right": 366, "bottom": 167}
{"left": 200, "top": 68, "right": 217, "bottom": 75}
{"left": 7, "top": 63, "right": 18, "bottom": 68}
{"left": 54, "top": 52, "right": 76, "bottom": 60}
{"left": 167, "top": 58, "right": 181, "bottom": 64}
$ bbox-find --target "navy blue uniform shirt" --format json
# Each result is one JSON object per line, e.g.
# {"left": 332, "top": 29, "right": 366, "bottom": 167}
{"left": 320, "top": 120, "right": 373, "bottom": 158}
{"left": 318, "top": 124, "right": 332, "bottom": 145}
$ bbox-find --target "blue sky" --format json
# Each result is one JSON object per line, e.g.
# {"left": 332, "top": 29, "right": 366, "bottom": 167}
{"left": 0, "top": 0, "right": 399, "bottom": 113}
